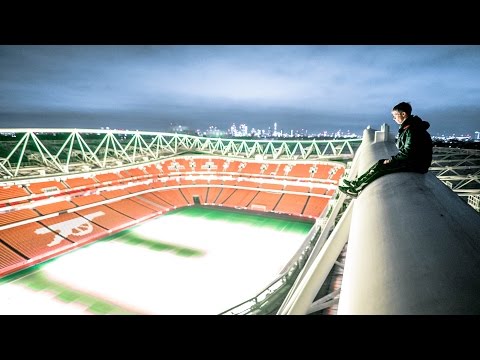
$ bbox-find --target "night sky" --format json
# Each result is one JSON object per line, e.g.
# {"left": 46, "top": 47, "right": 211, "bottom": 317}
{"left": 0, "top": 45, "right": 479, "bottom": 136}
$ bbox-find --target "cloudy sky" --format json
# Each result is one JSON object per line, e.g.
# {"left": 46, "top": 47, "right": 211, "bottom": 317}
{"left": 0, "top": 45, "right": 479, "bottom": 136}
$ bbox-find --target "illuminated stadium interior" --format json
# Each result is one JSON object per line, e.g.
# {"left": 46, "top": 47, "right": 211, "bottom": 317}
{"left": 0, "top": 129, "right": 478, "bottom": 314}
{"left": 0, "top": 207, "right": 312, "bottom": 314}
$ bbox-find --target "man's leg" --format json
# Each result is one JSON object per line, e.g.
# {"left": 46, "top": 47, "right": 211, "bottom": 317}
{"left": 343, "top": 160, "right": 385, "bottom": 188}
{"left": 353, "top": 161, "right": 411, "bottom": 192}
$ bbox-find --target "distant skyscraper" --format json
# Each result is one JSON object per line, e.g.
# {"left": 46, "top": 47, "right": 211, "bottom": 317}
{"left": 239, "top": 124, "right": 248, "bottom": 136}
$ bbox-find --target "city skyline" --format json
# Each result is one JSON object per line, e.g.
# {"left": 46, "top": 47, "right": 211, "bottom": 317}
{"left": 0, "top": 45, "right": 479, "bottom": 136}
{"left": 191, "top": 120, "right": 477, "bottom": 139}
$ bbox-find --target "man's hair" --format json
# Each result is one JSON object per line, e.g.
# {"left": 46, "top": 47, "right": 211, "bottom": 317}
{"left": 392, "top": 102, "right": 412, "bottom": 116}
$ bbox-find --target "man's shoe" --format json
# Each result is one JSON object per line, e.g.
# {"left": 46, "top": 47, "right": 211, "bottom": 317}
{"left": 341, "top": 178, "right": 356, "bottom": 187}
{"left": 338, "top": 185, "right": 359, "bottom": 198}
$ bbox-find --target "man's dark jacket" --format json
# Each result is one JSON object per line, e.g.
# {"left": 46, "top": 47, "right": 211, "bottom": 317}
{"left": 390, "top": 115, "right": 433, "bottom": 173}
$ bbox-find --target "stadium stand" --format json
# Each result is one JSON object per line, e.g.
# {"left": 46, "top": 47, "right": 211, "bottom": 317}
{"left": 0, "top": 156, "right": 341, "bottom": 277}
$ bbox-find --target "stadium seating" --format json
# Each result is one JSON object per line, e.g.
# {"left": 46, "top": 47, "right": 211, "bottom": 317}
{"left": 0, "top": 156, "right": 343, "bottom": 277}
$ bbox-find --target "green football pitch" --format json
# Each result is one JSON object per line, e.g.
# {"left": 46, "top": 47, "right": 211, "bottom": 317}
{"left": 0, "top": 206, "right": 313, "bottom": 315}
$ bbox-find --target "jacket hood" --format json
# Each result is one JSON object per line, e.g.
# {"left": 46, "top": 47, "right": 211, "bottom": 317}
{"left": 402, "top": 115, "right": 430, "bottom": 130}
